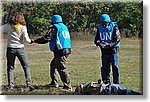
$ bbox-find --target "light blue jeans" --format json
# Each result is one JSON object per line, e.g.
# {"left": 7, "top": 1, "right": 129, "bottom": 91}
{"left": 7, "top": 47, "right": 32, "bottom": 87}
{"left": 101, "top": 84, "right": 142, "bottom": 95}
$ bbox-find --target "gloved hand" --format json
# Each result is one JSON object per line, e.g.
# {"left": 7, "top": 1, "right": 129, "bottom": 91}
{"left": 96, "top": 40, "right": 100, "bottom": 46}
{"left": 100, "top": 42, "right": 110, "bottom": 48}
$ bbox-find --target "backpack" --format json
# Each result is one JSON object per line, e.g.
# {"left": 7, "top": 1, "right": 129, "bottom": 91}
{"left": 75, "top": 81, "right": 102, "bottom": 95}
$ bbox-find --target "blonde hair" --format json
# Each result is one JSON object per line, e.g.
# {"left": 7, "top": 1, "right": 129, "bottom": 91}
{"left": 9, "top": 12, "right": 26, "bottom": 25}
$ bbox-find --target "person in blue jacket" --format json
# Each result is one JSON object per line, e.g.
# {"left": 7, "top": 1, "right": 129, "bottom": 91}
{"left": 75, "top": 79, "right": 142, "bottom": 95}
{"left": 33, "top": 15, "right": 72, "bottom": 91}
{"left": 94, "top": 14, "right": 121, "bottom": 84}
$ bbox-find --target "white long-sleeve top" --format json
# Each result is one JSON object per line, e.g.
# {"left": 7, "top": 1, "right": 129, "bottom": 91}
{"left": 1, "top": 24, "right": 31, "bottom": 48}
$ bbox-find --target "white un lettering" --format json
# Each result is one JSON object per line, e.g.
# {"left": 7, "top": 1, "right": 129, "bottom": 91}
{"left": 62, "top": 31, "right": 70, "bottom": 39}
{"left": 100, "top": 32, "right": 112, "bottom": 40}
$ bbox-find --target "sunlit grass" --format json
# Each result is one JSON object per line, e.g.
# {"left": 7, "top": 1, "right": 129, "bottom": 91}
{"left": 1, "top": 38, "right": 142, "bottom": 95}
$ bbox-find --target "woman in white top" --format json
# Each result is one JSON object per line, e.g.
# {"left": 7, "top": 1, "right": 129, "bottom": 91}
{"left": 1, "top": 12, "right": 34, "bottom": 91}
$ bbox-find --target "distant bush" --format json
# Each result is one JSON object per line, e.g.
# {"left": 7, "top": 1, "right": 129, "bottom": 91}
{"left": 1, "top": 1, "right": 143, "bottom": 38}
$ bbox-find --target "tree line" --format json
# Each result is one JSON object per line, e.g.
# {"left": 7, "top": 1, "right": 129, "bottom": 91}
{"left": 1, "top": 1, "right": 143, "bottom": 38}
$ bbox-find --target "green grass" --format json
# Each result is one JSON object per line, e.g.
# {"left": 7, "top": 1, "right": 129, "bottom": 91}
{"left": 1, "top": 38, "right": 143, "bottom": 95}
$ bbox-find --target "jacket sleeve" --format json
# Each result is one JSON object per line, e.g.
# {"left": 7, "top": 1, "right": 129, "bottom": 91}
{"left": 0, "top": 24, "right": 9, "bottom": 32}
{"left": 22, "top": 26, "right": 32, "bottom": 43}
{"left": 109, "top": 26, "right": 120, "bottom": 47}
{"left": 34, "top": 26, "right": 57, "bottom": 44}
{"left": 94, "top": 28, "right": 101, "bottom": 46}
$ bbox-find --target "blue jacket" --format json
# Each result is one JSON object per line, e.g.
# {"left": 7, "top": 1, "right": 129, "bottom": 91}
{"left": 50, "top": 23, "right": 71, "bottom": 52}
{"left": 98, "top": 22, "right": 120, "bottom": 48}
{"left": 34, "top": 23, "right": 71, "bottom": 57}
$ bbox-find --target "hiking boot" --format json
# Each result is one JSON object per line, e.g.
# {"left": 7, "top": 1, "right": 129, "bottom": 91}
{"left": 61, "top": 86, "right": 72, "bottom": 91}
{"left": 47, "top": 83, "right": 59, "bottom": 88}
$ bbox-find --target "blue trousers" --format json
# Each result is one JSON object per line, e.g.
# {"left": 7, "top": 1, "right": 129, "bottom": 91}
{"left": 101, "top": 51, "right": 120, "bottom": 84}
{"left": 101, "top": 84, "right": 142, "bottom": 95}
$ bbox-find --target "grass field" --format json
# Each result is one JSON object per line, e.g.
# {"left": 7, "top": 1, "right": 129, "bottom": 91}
{"left": 1, "top": 37, "right": 143, "bottom": 95}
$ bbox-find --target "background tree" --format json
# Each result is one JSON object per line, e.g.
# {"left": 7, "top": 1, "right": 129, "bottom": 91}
{"left": 1, "top": 1, "right": 143, "bottom": 38}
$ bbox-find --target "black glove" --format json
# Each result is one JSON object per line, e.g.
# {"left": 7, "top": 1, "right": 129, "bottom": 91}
{"left": 30, "top": 39, "right": 34, "bottom": 44}
{"left": 96, "top": 40, "right": 100, "bottom": 46}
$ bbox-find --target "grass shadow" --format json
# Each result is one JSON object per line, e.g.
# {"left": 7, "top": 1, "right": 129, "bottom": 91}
{"left": 1, "top": 85, "right": 75, "bottom": 95}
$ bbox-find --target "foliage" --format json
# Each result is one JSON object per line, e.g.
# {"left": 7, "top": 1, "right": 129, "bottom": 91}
{"left": 1, "top": 1, "right": 143, "bottom": 37}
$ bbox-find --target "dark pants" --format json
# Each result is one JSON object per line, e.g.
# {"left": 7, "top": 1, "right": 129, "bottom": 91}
{"left": 101, "top": 51, "right": 120, "bottom": 84}
{"left": 7, "top": 47, "right": 32, "bottom": 87}
{"left": 50, "top": 55, "right": 71, "bottom": 88}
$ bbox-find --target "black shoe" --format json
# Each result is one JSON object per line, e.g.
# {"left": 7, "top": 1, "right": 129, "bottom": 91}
{"left": 47, "top": 83, "right": 59, "bottom": 88}
{"left": 61, "top": 86, "right": 72, "bottom": 91}
{"left": 7, "top": 86, "right": 14, "bottom": 91}
{"left": 27, "top": 85, "right": 35, "bottom": 91}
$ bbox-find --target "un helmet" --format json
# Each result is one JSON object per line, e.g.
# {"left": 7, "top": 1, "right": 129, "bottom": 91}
{"left": 51, "top": 15, "right": 63, "bottom": 23}
{"left": 100, "top": 14, "right": 111, "bottom": 22}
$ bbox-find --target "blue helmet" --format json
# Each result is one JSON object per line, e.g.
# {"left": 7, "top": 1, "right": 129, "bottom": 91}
{"left": 51, "top": 15, "right": 63, "bottom": 23}
{"left": 100, "top": 14, "right": 111, "bottom": 22}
